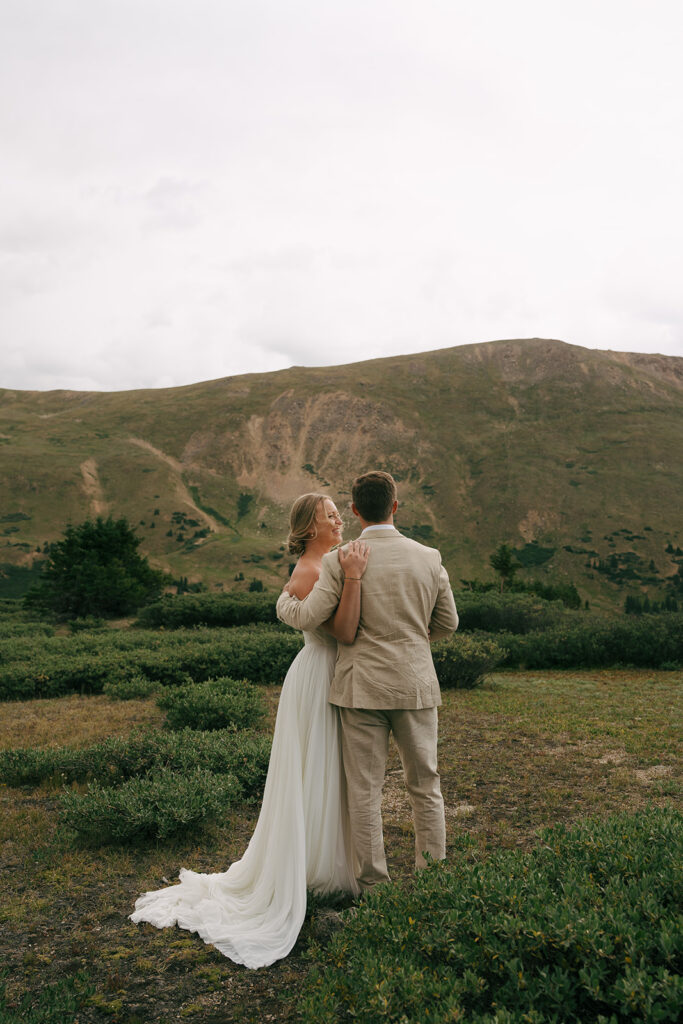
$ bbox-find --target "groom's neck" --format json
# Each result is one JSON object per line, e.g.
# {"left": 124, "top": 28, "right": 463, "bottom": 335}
{"left": 356, "top": 514, "right": 394, "bottom": 531}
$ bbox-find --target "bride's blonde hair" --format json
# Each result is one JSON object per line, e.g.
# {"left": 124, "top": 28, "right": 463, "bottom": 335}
{"left": 287, "top": 493, "right": 331, "bottom": 557}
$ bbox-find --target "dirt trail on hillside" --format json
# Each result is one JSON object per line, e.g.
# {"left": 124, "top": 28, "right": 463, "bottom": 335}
{"left": 128, "top": 437, "right": 220, "bottom": 531}
{"left": 80, "top": 458, "right": 108, "bottom": 516}
{"left": 129, "top": 437, "right": 183, "bottom": 474}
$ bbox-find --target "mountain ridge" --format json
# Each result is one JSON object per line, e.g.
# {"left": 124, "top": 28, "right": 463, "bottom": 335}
{"left": 1, "top": 338, "right": 682, "bottom": 609}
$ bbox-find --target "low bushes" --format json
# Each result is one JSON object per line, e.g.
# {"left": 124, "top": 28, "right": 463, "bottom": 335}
{"left": 137, "top": 591, "right": 278, "bottom": 628}
{"left": 0, "top": 625, "right": 303, "bottom": 700}
{"left": 0, "top": 651, "right": 138, "bottom": 701}
{"left": 0, "top": 598, "right": 56, "bottom": 638}
{"left": 103, "top": 675, "right": 161, "bottom": 700}
{"left": 453, "top": 591, "right": 566, "bottom": 634}
{"left": 2, "top": 609, "right": 679, "bottom": 704}
{"left": 432, "top": 635, "right": 506, "bottom": 689}
{"left": 1, "top": 728, "right": 272, "bottom": 847}
{"left": 157, "top": 676, "right": 266, "bottom": 732}
{"left": 0, "top": 620, "right": 55, "bottom": 639}
{"left": 68, "top": 615, "right": 105, "bottom": 632}
{"left": 498, "top": 612, "right": 683, "bottom": 669}
{"left": 60, "top": 767, "right": 243, "bottom": 844}
{"left": 300, "top": 805, "right": 683, "bottom": 1023}
{"left": 0, "top": 728, "right": 271, "bottom": 794}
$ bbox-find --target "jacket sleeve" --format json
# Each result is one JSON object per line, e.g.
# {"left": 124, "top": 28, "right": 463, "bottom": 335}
{"left": 276, "top": 552, "right": 343, "bottom": 630}
{"left": 428, "top": 562, "right": 459, "bottom": 641}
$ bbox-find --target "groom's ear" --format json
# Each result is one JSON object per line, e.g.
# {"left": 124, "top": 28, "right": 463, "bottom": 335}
{"left": 351, "top": 503, "right": 361, "bottom": 519}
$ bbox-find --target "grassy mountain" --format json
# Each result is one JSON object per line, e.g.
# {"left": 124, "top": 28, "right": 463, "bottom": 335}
{"left": 1, "top": 338, "right": 682, "bottom": 610}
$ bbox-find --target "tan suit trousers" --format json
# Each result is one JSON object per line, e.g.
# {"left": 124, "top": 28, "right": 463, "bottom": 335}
{"left": 339, "top": 706, "right": 446, "bottom": 890}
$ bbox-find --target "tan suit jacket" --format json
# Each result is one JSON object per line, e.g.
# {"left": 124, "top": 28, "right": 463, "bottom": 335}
{"left": 276, "top": 528, "right": 459, "bottom": 709}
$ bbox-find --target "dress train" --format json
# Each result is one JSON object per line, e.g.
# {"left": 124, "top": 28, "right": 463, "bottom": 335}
{"left": 130, "top": 629, "right": 358, "bottom": 969}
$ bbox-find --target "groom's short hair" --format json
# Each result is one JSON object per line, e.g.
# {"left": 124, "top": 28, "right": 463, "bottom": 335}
{"left": 352, "top": 471, "right": 397, "bottom": 523}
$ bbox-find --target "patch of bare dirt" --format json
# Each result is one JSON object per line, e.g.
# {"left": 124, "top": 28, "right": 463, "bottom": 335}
{"left": 232, "top": 391, "right": 431, "bottom": 505}
{"left": 543, "top": 740, "right": 585, "bottom": 757}
{"left": 633, "top": 764, "right": 672, "bottom": 784}
{"left": 80, "top": 458, "right": 108, "bottom": 517}
{"left": 446, "top": 802, "right": 476, "bottom": 818}
{"left": 518, "top": 508, "right": 561, "bottom": 543}
{"left": 597, "top": 749, "right": 629, "bottom": 765}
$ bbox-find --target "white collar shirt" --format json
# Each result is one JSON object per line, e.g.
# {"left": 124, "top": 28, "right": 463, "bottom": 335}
{"left": 359, "top": 524, "right": 399, "bottom": 537}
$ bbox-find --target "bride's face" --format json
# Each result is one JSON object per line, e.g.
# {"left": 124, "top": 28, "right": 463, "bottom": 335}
{"left": 314, "top": 498, "right": 343, "bottom": 549}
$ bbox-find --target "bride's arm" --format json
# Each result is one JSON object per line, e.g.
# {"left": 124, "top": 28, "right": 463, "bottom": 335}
{"left": 322, "top": 578, "right": 361, "bottom": 645}
{"left": 286, "top": 560, "right": 320, "bottom": 601}
{"left": 276, "top": 556, "right": 342, "bottom": 630}
{"left": 322, "top": 541, "right": 369, "bottom": 645}
{"left": 276, "top": 542, "right": 369, "bottom": 637}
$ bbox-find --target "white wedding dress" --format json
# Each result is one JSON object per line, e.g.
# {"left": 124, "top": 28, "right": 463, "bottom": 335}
{"left": 130, "top": 626, "right": 359, "bottom": 969}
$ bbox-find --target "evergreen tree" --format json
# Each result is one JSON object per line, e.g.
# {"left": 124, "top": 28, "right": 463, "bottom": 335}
{"left": 25, "top": 516, "right": 164, "bottom": 618}
{"left": 489, "top": 544, "right": 520, "bottom": 593}
{"left": 673, "top": 564, "right": 683, "bottom": 595}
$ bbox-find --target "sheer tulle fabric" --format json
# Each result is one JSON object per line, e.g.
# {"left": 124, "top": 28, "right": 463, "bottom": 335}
{"left": 130, "top": 630, "right": 358, "bottom": 968}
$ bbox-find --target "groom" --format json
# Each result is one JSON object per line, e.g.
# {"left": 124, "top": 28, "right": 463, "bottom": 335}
{"left": 276, "top": 470, "right": 459, "bottom": 890}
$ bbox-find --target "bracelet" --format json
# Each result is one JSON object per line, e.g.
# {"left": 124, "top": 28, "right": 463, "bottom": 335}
{"left": 344, "top": 577, "right": 362, "bottom": 581}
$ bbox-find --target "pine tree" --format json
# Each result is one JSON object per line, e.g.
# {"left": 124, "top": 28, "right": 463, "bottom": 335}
{"left": 489, "top": 544, "right": 520, "bottom": 593}
{"left": 25, "top": 516, "right": 164, "bottom": 618}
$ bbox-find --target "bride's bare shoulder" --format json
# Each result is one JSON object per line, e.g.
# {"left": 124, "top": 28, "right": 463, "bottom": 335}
{"left": 287, "top": 558, "right": 320, "bottom": 600}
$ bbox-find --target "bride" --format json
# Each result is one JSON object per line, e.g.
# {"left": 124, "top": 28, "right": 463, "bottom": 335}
{"left": 130, "top": 493, "right": 368, "bottom": 969}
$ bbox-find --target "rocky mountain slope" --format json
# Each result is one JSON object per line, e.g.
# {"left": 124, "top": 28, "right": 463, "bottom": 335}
{"left": 1, "top": 338, "right": 681, "bottom": 609}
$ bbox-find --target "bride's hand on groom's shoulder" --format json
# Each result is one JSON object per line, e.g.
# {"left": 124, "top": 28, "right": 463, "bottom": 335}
{"left": 338, "top": 539, "right": 370, "bottom": 579}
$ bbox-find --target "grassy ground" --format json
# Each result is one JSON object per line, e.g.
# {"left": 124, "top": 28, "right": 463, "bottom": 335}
{"left": 1, "top": 669, "right": 680, "bottom": 1023}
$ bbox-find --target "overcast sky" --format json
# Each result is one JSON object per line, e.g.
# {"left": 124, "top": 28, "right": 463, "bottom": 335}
{"left": 1, "top": 0, "right": 682, "bottom": 392}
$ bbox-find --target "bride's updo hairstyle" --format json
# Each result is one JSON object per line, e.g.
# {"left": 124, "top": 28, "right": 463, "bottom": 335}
{"left": 287, "top": 492, "right": 331, "bottom": 557}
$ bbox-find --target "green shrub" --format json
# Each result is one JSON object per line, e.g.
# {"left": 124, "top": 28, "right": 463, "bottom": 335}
{"left": 0, "top": 728, "right": 271, "bottom": 797}
{"left": 68, "top": 615, "right": 105, "bottom": 632}
{"left": 453, "top": 591, "right": 566, "bottom": 634}
{"left": 0, "top": 654, "right": 124, "bottom": 701}
{"left": 103, "top": 675, "right": 161, "bottom": 700}
{"left": 457, "top": 580, "right": 582, "bottom": 609}
{"left": 522, "top": 578, "right": 582, "bottom": 609}
{"left": 60, "top": 767, "right": 243, "bottom": 844}
{"left": 157, "top": 676, "right": 266, "bottom": 731}
{"left": 0, "top": 606, "right": 55, "bottom": 637}
{"left": 498, "top": 613, "right": 683, "bottom": 669}
{"left": 0, "top": 624, "right": 304, "bottom": 700}
{"left": 137, "top": 591, "right": 278, "bottom": 628}
{"left": 300, "top": 806, "right": 683, "bottom": 1023}
{"left": 0, "top": 622, "right": 55, "bottom": 638}
{"left": 0, "top": 970, "right": 95, "bottom": 1024}
{"left": 431, "top": 635, "right": 506, "bottom": 689}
